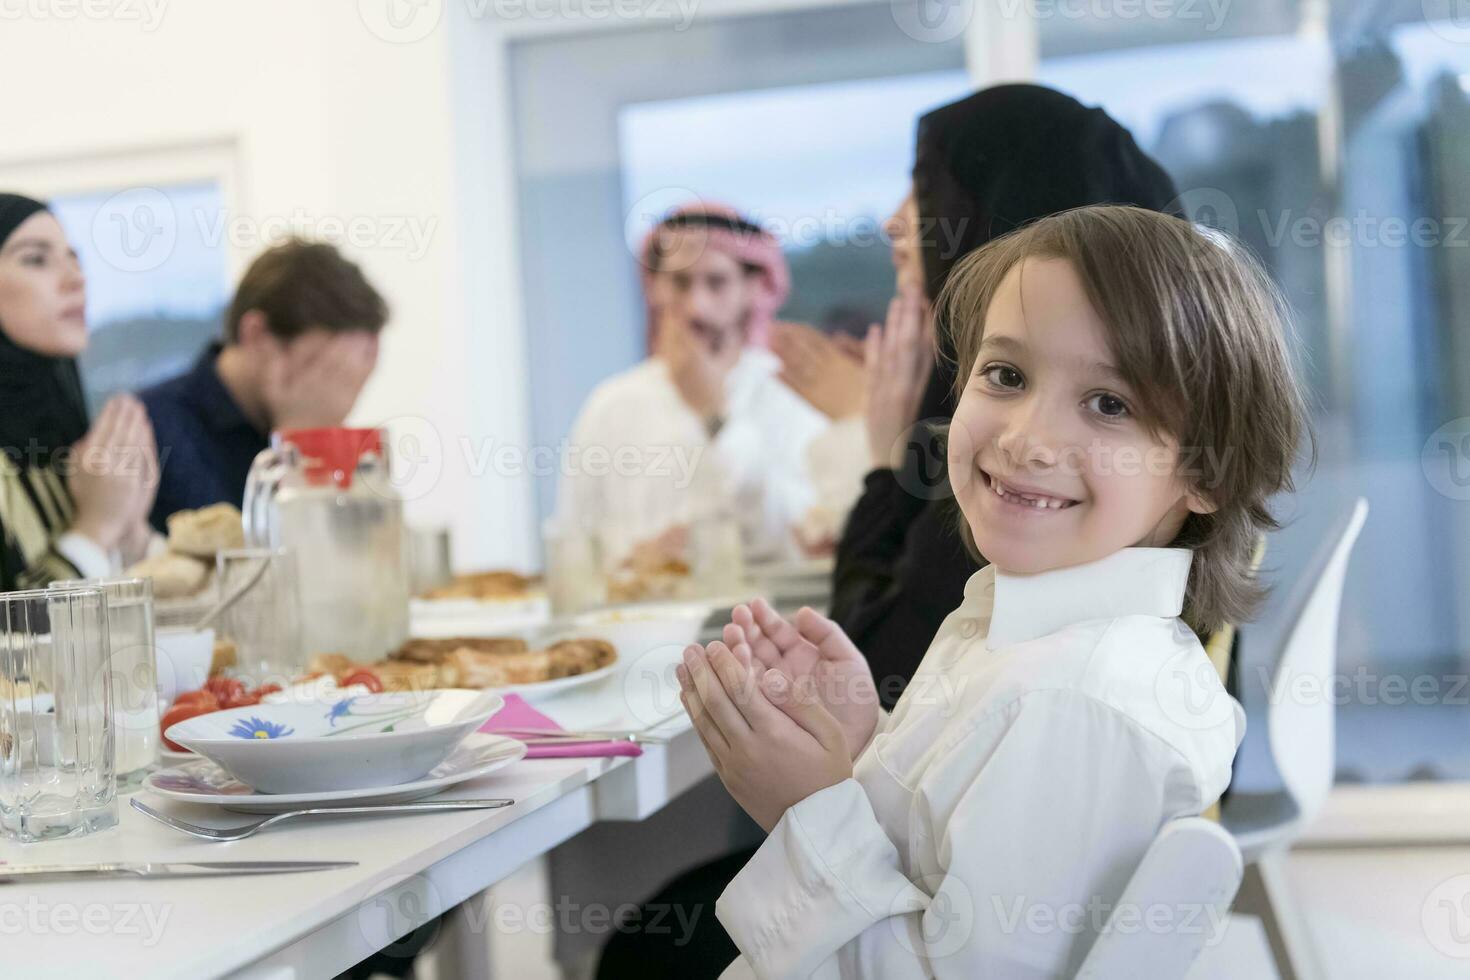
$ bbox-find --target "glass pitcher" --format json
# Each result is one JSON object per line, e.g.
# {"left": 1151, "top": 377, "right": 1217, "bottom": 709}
{"left": 243, "top": 427, "right": 408, "bottom": 663}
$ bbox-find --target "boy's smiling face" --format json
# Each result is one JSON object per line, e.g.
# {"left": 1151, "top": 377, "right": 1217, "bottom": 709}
{"left": 947, "top": 256, "right": 1215, "bottom": 576}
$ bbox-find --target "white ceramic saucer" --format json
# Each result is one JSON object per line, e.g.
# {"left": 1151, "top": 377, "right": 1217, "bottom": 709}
{"left": 142, "top": 732, "right": 526, "bottom": 813}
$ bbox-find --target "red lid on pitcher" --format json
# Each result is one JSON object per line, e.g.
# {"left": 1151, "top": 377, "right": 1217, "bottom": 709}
{"left": 275, "top": 427, "right": 384, "bottom": 488}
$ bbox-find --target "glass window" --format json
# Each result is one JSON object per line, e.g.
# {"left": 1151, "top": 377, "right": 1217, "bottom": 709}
{"left": 49, "top": 182, "right": 230, "bottom": 411}
{"left": 508, "top": 3, "right": 966, "bottom": 528}
{"left": 619, "top": 69, "right": 972, "bottom": 335}
{"left": 1039, "top": 2, "right": 1470, "bottom": 784}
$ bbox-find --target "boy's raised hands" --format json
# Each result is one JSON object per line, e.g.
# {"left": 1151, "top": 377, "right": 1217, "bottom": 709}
{"left": 723, "top": 598, "right": 881, "bottom": 760}
{"left": 678, "top": 638, "right": 852, "bottom": 834}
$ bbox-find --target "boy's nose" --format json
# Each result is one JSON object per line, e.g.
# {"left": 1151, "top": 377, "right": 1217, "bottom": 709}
{"left": 996, "top": 403, "right": 1066, "bottom": 470}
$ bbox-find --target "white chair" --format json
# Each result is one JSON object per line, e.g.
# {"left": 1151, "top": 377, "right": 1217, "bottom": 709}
{"left": 1076, "top": 817, "right": 1244, "bottom": 978}
{"left": 1219, "top": 497, "right": 1369, "bottom": 980}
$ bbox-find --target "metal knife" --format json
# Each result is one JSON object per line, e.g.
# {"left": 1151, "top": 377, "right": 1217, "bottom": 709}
{"left": 0, "top": 859, "right": 358, "bottom": 883}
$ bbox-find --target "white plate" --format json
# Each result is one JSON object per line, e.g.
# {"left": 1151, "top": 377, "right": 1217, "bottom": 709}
{"left": 142, "top": 732, "right": 527, "bottom": 813}
{"left": 410, "top": 595, "right": 552, "bottom": 638}
{"left": 486, "top": 660, "right": 619, "bottom": 701}
{"left": 165, "top": 689, "right": 505, "bottom": 794}
{"left": 543, "top": 601, "right": 722, "bottom": 658}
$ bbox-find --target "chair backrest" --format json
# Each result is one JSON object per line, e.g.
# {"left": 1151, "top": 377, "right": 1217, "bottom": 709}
{"left": 1265, "top": 497, "right": 1368, "bottom": 831}
{"left": 1075, "top": 817, "right": 1244, "bottom": 978}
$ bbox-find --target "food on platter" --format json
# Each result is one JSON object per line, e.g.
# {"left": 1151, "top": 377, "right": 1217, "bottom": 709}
{"left": 606, "top": 530, "right": 693, "bottom": 603}
{"left": 419, "top": 570, "right": 540, "bottom": 602}
{"left": 305, "top": 635, "right": 617, "bottom": 692}
{"left": 389, "top": 636, "right": 529, "bottom": 663}
{"left": 209, "top": 637, "right": 238, "bottom": 676}
{"left": 165, "top": 502, "right": 246, "bottom": 559}
{"left": 126, "top": 503, "right": 247, "bottom": 606}
{"left": 125, "top": 550, "right": 211, "bottom": 599}
{"left": 445, "top": 638, "right": 615, "bottom": 688}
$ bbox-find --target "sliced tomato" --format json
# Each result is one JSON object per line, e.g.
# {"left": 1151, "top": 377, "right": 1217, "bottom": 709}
{"left": 204, "top": 676, "right": 245, "bottom": 703}
{"left": 160, "top": 701, "right": 217, "bottom": 752}
{"left": 171, "top": 689, "right": 219, "bottom": 711}
{"left": 340, "top": 668, "right": 383, "bottom": 694}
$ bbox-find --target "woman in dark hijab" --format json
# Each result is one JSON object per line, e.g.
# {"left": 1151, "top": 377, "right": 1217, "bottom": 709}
{"left": 595, "top": 84, "right": 1178, "bottom": 980}
{"left": 0, "top": 193, "right": 157, "bottom": 591}
{"left": 831, "top": 84, "right": 1180, "bottom": 707}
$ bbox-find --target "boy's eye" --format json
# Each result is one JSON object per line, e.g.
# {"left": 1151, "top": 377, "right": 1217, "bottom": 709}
{"left": 1087, "top": 392, "right": 1131, "bottom": 419}
{"left": 981, "top": 364, "right": 1024, "bottom": 389}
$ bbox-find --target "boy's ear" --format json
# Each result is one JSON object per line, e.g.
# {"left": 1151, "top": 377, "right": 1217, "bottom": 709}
{"left": 1185, "top": 486, "right": 1218, "bottom": 516}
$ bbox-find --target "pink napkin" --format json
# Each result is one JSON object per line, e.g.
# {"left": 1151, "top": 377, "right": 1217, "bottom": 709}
{"left": 479, "top": 693, "right": 642, "bottom": 759}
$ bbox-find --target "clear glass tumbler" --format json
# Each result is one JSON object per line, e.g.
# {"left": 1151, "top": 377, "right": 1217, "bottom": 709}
{"left": 407, "top": 525, "right": 453, "bottom": 597}
{"left": 543, "top": 518, "right": 607, "bottom": 616}
{"left": 51, "top": 577, "right": 160, "bottom": 786}
{"left": 0, "top": 586, "right": 117, "bottom": 842}
{"left": 690, "top": 512, "right": 746, "bottom": 598}
{"left": 215, "top": 547, "right": 304, "bottom": 683}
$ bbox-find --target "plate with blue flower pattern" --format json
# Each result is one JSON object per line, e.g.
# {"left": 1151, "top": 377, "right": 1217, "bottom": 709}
{"left": 163, "top": 689, "right": 506, "bottom": 795}
{"left": 142, "top": 731, "right": 527, "bottom": 813}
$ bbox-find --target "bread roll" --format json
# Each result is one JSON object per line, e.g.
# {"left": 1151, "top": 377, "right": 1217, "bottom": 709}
{"left": 166, "top": 503, "right": 245, "bottom": 559}
{"left": 125, "top": 551, "right": 211, "bottom": 599}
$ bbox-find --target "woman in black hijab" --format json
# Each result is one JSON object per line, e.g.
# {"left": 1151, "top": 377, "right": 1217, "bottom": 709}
{"left": 595, "top": 84, "right": 1178, "bottom": 980}
{"left": 831, "top": 84, "right": 1180, "bottom": 707}
{"left": 0, "top": 193, "right": 157, "bottom": 591}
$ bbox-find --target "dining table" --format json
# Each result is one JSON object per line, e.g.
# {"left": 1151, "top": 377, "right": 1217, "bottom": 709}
{"left": 0, "top": 642, "right": 713, "bottom": 980}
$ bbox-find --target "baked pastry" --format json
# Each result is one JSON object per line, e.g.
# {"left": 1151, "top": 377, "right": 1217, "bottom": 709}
{"left": 420, "top": 570, "right": 539, "bottom": 601}
{"left": 373, "top": 660, "right": 442, "bottom": 693}
{"left": 388, "top": 636, "right": 528, "bottom": 664}
{"left": 302, "top": 635, "right": 617, "bottom": 691}
{"left": 607, "top": 558, "right": 690, "bottom": 603}
{"left": 547, "top": 638, "right": 615, "bottom": 675}
{"left": 209, "top": 637, "right": 237, "bottom": 676}
{"left": 126, "top": 551, "right": 211, "bottom": 599}
{"left": 308, "top": 652, "right": 355, "bottom": 677}
{"left": 166, "top": 503, "right": 245, "bottom": 559}
{"left": 446, "top": 647, "right": 555, "bottom": 687}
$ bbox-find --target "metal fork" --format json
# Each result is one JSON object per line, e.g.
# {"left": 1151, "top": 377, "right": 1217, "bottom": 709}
{"left": 130, "top": 796, "right": 515, "bottom": 842}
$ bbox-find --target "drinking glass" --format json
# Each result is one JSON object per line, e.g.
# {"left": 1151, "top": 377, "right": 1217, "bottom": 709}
{"left": 543, "top": 518, "right": 606, "bottom": 615}
{"left": 50, "top": 577, "right": 159, "bottom": 785}
{"left": 690, "top": 513, "right": 746, "bottom": 598}
{"left": 215, "top": 547, "right": 304, "bottom": 683}
{"left": 407, "top": 525, "right": 453, "bottom": 597}
{"left": 0, "top": 586, "right": 117, "bottom": 842}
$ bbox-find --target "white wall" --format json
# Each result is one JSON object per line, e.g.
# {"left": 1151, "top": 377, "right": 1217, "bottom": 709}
{"left": 0, "top": 0, "right": 536, "bottom": 571}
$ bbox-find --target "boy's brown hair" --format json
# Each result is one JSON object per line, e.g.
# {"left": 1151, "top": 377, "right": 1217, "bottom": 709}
{"left": 225, "top": 238, "right": 388, "bottom": 343}
{"left": 936, "top": 204, "right": 1314, "bottom": 634}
